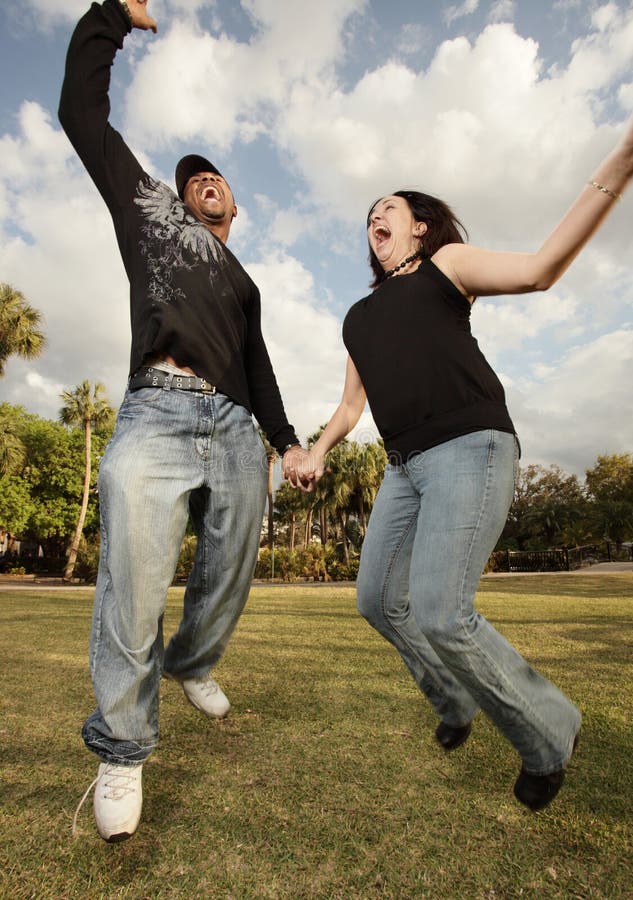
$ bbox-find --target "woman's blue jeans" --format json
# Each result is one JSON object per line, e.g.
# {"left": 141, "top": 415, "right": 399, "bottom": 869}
{"left": 357, "top": 429, "right": 581, "bottom": 775}
{"left": 82, "top": 386, "right": 268, "bottom": 765}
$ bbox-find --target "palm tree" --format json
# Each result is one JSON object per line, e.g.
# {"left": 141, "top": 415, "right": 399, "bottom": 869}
{"left": 355, "top": 441, "right": 386, "bottom": 535}
{"left": 0, "top": 283, "right": 46, "bottom": 376}
{"left": 59, "top": 381, "right": 114, "bottom": 580}
{"left": 274, "top": 481, "right": 306, "bottom": 551}
{"left": 0, "top": 419, "right": 26, "bottom": 476}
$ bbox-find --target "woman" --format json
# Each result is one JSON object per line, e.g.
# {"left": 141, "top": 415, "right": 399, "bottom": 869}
{"left": 292, "top": 117, "right": 633, "bottom": 810}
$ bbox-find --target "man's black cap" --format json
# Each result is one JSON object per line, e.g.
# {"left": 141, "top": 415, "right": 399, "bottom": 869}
{"left": 175, "top": 154, "right": 223, "bottom": 200}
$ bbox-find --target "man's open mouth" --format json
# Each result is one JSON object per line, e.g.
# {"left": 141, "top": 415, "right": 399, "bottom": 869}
{"left": 202, "top": 186, "right": 220, "bottom": 201}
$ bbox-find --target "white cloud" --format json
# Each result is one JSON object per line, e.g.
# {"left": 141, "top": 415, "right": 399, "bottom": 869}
{"left": 24, "top": 370, "right": 65, "bottom": 398}
{"left": 123, "top": 0, "right": 367, "bottom": 151}
{"left": 244, "top": 253, "right": 347, "bottom": 440}
{"left": 472, "top": 292, "right": 580, "bottom": 362}
{"left": 619, "top": 82, "right": 633, "bottom": 111}
{"left": 0, "top": 102, "right": 69, "bottom": 184}
{"left": 16, "top": 0, "right": 218, "bottom": 30}
{"left": 394, "top": 23, "right": 432, "bottom": 57}
{"left": 10, "top": 0, "right": 89, "bottom": 28}
{"left": 507, "top": 329, "right": 633, "bottom": 474}
{"left": 488, "top": 0, "right": 516, "bottom": 23}
{"left": 444, "top": 0, "right": 480, "bottom": 28}
{"left": 592, "top": 2, "right": 619, "bottom": 32}
{"left": 0, "top": 101, "right": 131, "bottom": 413}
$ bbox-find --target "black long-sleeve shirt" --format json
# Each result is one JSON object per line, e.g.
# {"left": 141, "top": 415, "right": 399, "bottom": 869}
{"left": 59, "top": 0, "right": 298, "bottom": 455}
{"left": 343, "top": 260, "right": 516, "bottom": 461}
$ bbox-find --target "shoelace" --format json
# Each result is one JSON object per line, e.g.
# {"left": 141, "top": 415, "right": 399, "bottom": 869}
{"left": 72, "top": 775, "right": 98, "bottom": 836}
{"left": 71, "top": 765, "right": 139, "bottom": 837}
{"left": 197, "top": 677, "right": 220, "bottom": 697}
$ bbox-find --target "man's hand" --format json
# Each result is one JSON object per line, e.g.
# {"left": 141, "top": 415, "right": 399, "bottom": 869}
{"left": 125, "top": 0, "right": 157, "bottom": 33}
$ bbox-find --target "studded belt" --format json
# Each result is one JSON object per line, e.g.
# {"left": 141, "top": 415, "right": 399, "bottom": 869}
{"left": 128, "top": 366, "right": 217, "bottom": 394}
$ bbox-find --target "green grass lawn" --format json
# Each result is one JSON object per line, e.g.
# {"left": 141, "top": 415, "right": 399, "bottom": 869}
{"left": 1, "top": 574, "right": 631, "bottom": 899}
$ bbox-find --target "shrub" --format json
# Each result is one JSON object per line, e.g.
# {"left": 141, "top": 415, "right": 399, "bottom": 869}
{"left": 484, "top": 550, "right": 509, "bottom": 574}
{"left": 174, "top": 534, "right": 198, "bottom": 583}
{"left": 75, "top": 536, "right": 101, "bottom": 582}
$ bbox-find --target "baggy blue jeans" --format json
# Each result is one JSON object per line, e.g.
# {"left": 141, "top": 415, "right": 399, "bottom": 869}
{"left": 356, "top": 429, "right": 581, "bottom": 775}
{"left": 82, "top": 386, "right": 268, "bottom": 765}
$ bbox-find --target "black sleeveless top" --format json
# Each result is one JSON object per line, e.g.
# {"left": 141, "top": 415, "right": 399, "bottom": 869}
{"left": 342, "top": 260, "right": 516, "bottom": 461}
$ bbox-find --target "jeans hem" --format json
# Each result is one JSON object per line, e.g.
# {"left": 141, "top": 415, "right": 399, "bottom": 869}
{"left": 520, "top": 722, "right": 581, "bottom": 776}
{"left": 82, "top": 721, "right": 156, "bottom": 765}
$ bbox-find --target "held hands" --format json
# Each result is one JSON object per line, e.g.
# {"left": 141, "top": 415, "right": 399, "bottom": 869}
{"left": 282, "top": 446, "right": 326, "bottom": 492}
{"left": 124, "top": 0, "right": 157, "bottom": 33}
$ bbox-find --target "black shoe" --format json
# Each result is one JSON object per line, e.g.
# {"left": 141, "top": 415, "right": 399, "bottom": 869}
{"left": 435, "top": 721, "right": 472, "bottom": 752}
{"left": 513, "top": 768, "right": 565, "bottom": 811}
{"left": 514, "top": 732, "right": 580, "bottom": 811}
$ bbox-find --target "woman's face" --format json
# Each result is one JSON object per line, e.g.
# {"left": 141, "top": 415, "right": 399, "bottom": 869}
{"left": 367, "top": 195, "right": 426, "bottom": 270}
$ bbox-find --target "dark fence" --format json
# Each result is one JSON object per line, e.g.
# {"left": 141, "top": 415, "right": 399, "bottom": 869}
{"left": 491, "top": 541, "right": 633, "bottom": 573}
{"left": 508, "top": 549, "right": 569, "bottom": 572}
{"left": 0, "top": 554, "right": 66, "bottom": 576}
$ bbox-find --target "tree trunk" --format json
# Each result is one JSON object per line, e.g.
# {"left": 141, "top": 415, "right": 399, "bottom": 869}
{"left": 304, "top": 505, "right": 314, "bottom": 545}
{"left": 320, "top": 507, "right": 327, "bottom": 546}
{"left": 289, "top": 514, "right": 296, "bottom": 552}
{"left": 338, "top": 512, "right": 350, "bottom": 565}
{"left": 64, "top": 418, "right": 92, "bottom": 580}
{"left": 359, "top": 496, "right": 367, "bottom": 536}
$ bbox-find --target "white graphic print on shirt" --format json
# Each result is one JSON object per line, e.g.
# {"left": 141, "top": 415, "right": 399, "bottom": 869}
{"left": 134, "top": 176, "right": 226, "bottom": 304}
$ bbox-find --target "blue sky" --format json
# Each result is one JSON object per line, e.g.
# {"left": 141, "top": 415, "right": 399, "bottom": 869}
{"left": 1, "top": 0, "right": 632, "bottom": 475}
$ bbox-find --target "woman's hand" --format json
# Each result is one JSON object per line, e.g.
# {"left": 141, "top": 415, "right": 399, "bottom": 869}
{"left": 282, "top": 447, "right": 326, "bottom": 492}
{"left": 297, "top": 450, "right": 328, "bottom": 492}
{"left": 125, "top": 0, "right": 157, "bottom": 33}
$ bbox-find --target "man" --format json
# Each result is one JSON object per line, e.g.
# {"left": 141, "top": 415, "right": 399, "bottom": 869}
{"left": 60, "top": 0, "right": 307, "bottom": 842}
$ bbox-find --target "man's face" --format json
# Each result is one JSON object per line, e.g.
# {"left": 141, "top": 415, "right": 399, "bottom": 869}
{"left": 183, "top": 171, "right": 237, "bottom": 237}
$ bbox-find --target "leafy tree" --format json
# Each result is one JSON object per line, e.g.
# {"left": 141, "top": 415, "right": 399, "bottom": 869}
{"left": 0, "top": 283, "right": 46, "bottom": 376}
{"left": 0, "top": 407, "right": 26, "bottom": 475}
{"left": 1, "top": 405, "right": 72, "bottom": 555}
{"left": 588, "top": 500, "right": 633, "bottom": 547}
{"left": 323, "top": 441, "right": 355, "bottom": 563}
{"left": 346, "top": 440, "right": 386, "bottom": 536}
{"left": 59, "top": 381, "right": 114, "bottom": 580}
{"left": 273, "top": 481, "right": 306, "bottom": 551}
{"left": 300, "top": 430, "right": 385, "bottom": 565}
{"left": 0, "top": 475, "right": 34, "bottom": 552}
{"left": 502, "top": 464, "right": 586, "bottom": 550}
{"left": 23, "top": 416, "right": 93, "bottom": 555}
{"left": 0, "top": 403, "right": 113, "bottom": 561}
{"left": 584, "top": 454, "right": 633, "bottom": 546}
{"left": 585, "top": 454, "right": 633, "bottom": 504}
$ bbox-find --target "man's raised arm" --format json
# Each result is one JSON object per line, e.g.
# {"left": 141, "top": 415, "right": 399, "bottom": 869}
{"left": 58, "top": 0, "right": 156, "bottom": 212}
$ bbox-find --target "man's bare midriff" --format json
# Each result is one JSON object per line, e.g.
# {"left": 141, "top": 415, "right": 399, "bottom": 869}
{"left": 146, "top": 354, "right": 197, "bottom": 376}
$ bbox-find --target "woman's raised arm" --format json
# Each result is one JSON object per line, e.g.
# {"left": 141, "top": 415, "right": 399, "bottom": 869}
{"left": 433, "top": 113, "right": 633, "bottom": 300}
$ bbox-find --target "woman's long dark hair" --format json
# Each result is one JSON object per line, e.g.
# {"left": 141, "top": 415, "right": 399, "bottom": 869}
{"left": 367, "top": 190, "right": 468, "bottom": 288}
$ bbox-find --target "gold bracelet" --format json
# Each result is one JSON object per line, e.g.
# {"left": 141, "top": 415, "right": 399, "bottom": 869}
{"left": 117, "top": 0, "right": 133, "bottom": 25}
{"left": 588, "top": 181, "right": 622, "bottom": 201}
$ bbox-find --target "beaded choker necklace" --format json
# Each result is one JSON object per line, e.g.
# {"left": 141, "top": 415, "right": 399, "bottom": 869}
{"left": 383, "top": 249, "right": 422, "bottom": 279}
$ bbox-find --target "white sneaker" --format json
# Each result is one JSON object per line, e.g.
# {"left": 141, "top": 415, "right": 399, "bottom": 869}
{"left": 93, "top": 762, "right": 143, "bottom": 842}
{"left": 182, "top": 674, "right": 231, "bottom": 719}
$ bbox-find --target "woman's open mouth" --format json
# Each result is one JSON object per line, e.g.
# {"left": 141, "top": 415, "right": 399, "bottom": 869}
{"left": 373, "top": 225, "right": 391, "bottom": 249}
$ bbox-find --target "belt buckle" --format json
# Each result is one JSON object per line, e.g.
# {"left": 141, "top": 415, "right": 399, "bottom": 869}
{"left": 200, "top": 379, "right": 216, "bottom": 394}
